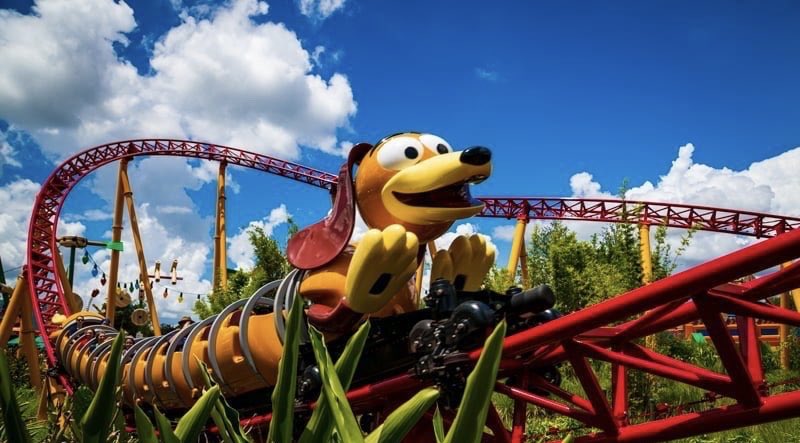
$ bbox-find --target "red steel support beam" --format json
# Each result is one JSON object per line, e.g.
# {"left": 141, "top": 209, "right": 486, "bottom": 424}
{"left": 692, "top": 295, "right": 761, "bottom": 407}
{"left": 564, "top": 341, "right": 617, "bottom": 434}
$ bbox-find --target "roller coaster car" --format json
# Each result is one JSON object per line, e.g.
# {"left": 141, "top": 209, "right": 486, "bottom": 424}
{"left": 295, "top": 279, "right": 563, "bottom": 411}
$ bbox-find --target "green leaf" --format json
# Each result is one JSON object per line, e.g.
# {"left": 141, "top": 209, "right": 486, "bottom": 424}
{"left": 153, "top": 406, "right": 179, "bottom": 443}
{"left": 299, "top": 321, "right": 371, "bottom": 443}
{"left": 267, "top": 292, "right": 304, "bottom": 443}
{"left": 174, "top": 385, "right": 220, "bottom": 443}
{"left": 81, "top": 331, "right": 125, "bottom": 443}
{"left": 563, "top": 433, "right": 575, "bottom": 443}
{"left": 0, "top": 351, "right": 31, "bottom": 443}
{"left": 432, "top": 407, "right": 445, "bottom": 443}
{"left": 193, "top": 356, "right": 250, "bottom": 443}
{"left": 444, "top": 320, "right": 506, "bottom": 443}
{"left": 365, "top": 387, "right": 439, "bottom": 443}
{"left": 133, "top": 403, "right": 158, "bottom": 443}
{"left": 307, "top": 326, "right": 365, "bottom": 443}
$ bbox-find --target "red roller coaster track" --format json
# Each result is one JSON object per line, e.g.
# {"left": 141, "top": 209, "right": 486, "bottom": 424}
{"left": 23, "top": 140, "right": 800, "bottom": 442}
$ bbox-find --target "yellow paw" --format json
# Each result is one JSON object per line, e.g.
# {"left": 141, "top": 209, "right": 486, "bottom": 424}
{"left": 345, "top": 224, "right": 419, "bottom": 313}
{"left": 431, "top": 235, "right": 495, "bottom": 291}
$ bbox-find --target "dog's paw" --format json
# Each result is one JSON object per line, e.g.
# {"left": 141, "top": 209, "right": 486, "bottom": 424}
{"left": 431, "top": 235, "right": 495, "bottom": 291}
{"left": 345, "top": 224, "right": 419, "bottom": 313}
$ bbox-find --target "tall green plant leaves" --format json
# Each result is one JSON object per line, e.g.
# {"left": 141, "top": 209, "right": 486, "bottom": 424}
{"left": 299, "top": 320, "right": 371, "bottom": 443}
{"left": 444, "top": 320, "right": 506, "bottom": 443}
{"left": 267, "top": 293, "right": 305, "bottom": 443}
{"left": 193, "top": 356, "right": 250, "bottom": 443}
{"left": 307, "top": 326, "right": 365, "bottom": 443}
{"left": 174, "top": 385, "right": 221, "bottom": 442}
{"left": 0, "top": 351, "right": 31, "bottom": 443}
{"left": 432, "top": 407, "right": 445, "bottom": 443}
{"left": 81, "top": 331, "right": 125, "bottom": 443}
{"left": 364, "top": 387, "right": 440, "bottom": 443}
{"left": 133, "top": 403, "right": 158, "bottom": 443}
{"left": 152, "top": 405, "right": 179, "bottom": 443}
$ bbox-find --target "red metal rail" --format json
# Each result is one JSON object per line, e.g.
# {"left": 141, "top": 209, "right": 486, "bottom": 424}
{"left": 477, "top": 197, "right": 800, "bottom": 238}
{"left": 26, "top": 140, "right": 336, "bottom": 366}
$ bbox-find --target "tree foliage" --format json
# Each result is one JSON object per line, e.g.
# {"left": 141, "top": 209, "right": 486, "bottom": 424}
{"left": 525, "top": 220, "right": 690, "bottom": 313}
{"left": 194, "top": 225, "right": 289, "bottom": 319}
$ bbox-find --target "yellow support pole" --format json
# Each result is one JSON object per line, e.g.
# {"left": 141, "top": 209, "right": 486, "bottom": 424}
{"left": 54, "top": 251, "right": 81, "bottom": 313}
{"left": 120, "top": 164, "right": 162, "bottom": 336}
{"left": 213, "top": 161, "right": 228, "bottom": 290}
{"left": 506, "top": 216, "right": 528, "bottom": 281}
{"left": 19, "top": 280, "right": 42, "bottom": 389}
{"left": 427, "top": 241, "right": 437, "bottom": 257}
{"left": 0, "top": 274, "right": 25, "bottom": 347}
{"left": 414, "top": 259, "right": 424, "bottom": 306}
{"left": 639, "top": 224, "right": 653, "bottom": 285}
{"left": 640, "top": 224, "right": 656, "bottom": 350}
{"left": 780, "top": 262, "right": 790, "bottom": 370}
{"left": 519, "top": 235, "right": 529, "bottom": 286}
{"left": 107, "top": 158, "right": 129, "bottom": 324}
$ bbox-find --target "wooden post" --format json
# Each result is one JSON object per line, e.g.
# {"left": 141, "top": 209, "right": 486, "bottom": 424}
{"left": 107, "top": 158, "right": 129, "bottom": 324}
{"left": 54, "top": 251, "right": 81, "bottom": 313}
{"left": 213, "top": 161, "right": 228, "bottom": 290}
{"left": 506, "top": 215, "right": 528, "bottom": 282}
{"left": 120, "top": 163, "right": 161, "bottom": 336}
{"left": 780, "top": 262, "right": 790, "bottom": 369}
{"left": 19, "top": 281, "right": 42, "bottom": 389}
{"left": 639, "top": 224, "right": 653, "bottom": 285}
{"left": 0, "top": 274, "right": 25, "bottom": 346}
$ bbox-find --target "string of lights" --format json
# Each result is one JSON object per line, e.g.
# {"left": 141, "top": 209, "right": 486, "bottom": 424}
{"left": 80, "top": 249, "right": 209, "bottom": 303}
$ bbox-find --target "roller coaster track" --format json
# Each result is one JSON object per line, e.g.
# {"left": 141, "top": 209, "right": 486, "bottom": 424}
{"left": 23, "top": 140, "right": 800, "bottom": 442}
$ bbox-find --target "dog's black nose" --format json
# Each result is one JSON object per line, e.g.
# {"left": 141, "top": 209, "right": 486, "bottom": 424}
{"left": 460, "top": 146, "right": 492, "bottom": 165}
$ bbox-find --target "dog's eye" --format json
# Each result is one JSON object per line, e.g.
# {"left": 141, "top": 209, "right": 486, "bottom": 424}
{"left": 377, "top": 136, "right": 423, "bottom": 170}
{"left": 419, "top": 134, "right": 452, "bottom": 155}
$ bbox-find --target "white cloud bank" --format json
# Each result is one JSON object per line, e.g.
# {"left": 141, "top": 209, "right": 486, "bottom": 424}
{"left": 0, "top": 0, "right": 357, "bottom": 322}
{"left": 493, "top": 143, "right": 800, "bottom": 270}
{"left": 0, "top": 0, "right": 357, "bottom": 159}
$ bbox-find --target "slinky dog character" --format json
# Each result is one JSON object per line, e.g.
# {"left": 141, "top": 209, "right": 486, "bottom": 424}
{"left": 288, "top": 132, "right": 496, "bottom": 331}
{"left": 54, "top": 132, "right": 495, "bottom": 410}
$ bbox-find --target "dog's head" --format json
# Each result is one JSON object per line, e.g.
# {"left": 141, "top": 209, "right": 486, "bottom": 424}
{"left": 287, "top": 132, "right": 491, "bottom": 270}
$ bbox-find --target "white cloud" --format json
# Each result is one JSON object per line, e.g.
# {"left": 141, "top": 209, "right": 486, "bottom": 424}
{"left": 0, "top": 0, "right": 357, "bottom": 160}
{"left": 228, "top": 204, "right": 291, "bottom": 269}
{"left": 0, "top": 179, "right": 41, "bottom": 269}
{"left": 71, "top": 204, "right": 211, "bottom": 323}
{"left": 496, "top": 143, "right": 800, "bottom": 271}
{"left": 0, "top": 130, "right": 22, "bottom": 175}
{"left": 475, "top": 68, "right": 499, "bottom": 82}
{"left": 492, "top": 225, "right": 516, "bottom": 242}
{"left": 298, "top": 0, "right": 346, "bottom": 20}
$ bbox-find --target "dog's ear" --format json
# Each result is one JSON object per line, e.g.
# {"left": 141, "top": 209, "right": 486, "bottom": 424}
{"left": 287, "top": 143, "right": 372, "bottom": 270}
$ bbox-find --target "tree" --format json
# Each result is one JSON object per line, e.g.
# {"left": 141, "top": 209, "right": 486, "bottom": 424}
{"left": 194, "top": 225, "right": 289, "bottom": 319}
{"left": 525, "top": 219, "right": 690, "bottom": 314}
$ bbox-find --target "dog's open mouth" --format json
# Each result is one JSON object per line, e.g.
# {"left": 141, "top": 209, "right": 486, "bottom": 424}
{"left": 393, "top": 175, "right": 486, "bottom": 208}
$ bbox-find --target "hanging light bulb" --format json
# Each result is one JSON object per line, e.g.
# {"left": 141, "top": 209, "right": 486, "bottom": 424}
{"left": 91, "top": 264, "right": 99, "bottom": 277}
{"left": 117, "top": 282, "right": 121, "bottom": 288}
{"left": 178, "top": 292, "right": 184, "bottom": 303}
{"left": 196, "top": 294, "right": 200, "bottom": 300}
{"left": 135, "top": 279, "right": 140, "bottom": 290}
{"left": 82, "top": 250, "right": 89, "bottom": 265}
{"left": 163, "top": 288, "right": 169, "bottom": 298}
{"left": 129, "top": 282, "right": 134, "bottom": 293}
{"left": 101, "top": 273, "right": 107, "bottom": 286}
{"left": 91, "top": 288, "right": 99, "bottom": 298}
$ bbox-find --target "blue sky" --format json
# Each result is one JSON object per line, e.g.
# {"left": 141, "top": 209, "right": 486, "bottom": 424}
{"left": 1, "top": 0, "right": 799, "bottom": 321}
